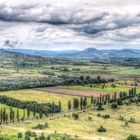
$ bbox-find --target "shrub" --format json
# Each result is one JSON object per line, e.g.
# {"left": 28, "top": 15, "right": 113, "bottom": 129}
{"left": 25, "top": 131, "right": 32, "bottom": 137}
{"left": 111, "top": 83, "right": 116, "bottom": 88}
{"left": 72, "top": 113, "right": 79, "bottom": 120}
{"left": 119, "top": 115, "right": 124, "bottom": 121}
{"left": 111, "top": 103, "right": 118, "bottom": 109}
{"left": 17, "top": 133, "right": 22, "bottom": 138}
{"left": 129, "top": 118, "right": 135, "bottom": 123}
{"left": 35, "top": 137, "right": 39, "bottom": 140}
{"left": 97, "top": 126, "right": 106, "bottom": 132}
{"left": 117, "top": 100, "right": 123, "bottom": 105}
{"left": 125, "top": 121, "right": 129, "bottom": 127}
{"left": 127, "top": 134, "right": 138, "bottom": 140}
{"left": 102, "top": 114, "right": 110, "bottom": 119}
{"left": 32, "top": 123, "right": 48, "bottom": 129}
{"left": 88, "top": 116, "right": 92, "bottom": 121}
{"left": 97, "top": 113, "right": 101, "bottom": 117}
{"left": 25, "top": 135, "right": 30, "bottom": 140}
{"left": 96, "top": 104, "right": 104, "bottom": 111}
{"left": 25, "top": 131, "right": 36, "bottom": 137}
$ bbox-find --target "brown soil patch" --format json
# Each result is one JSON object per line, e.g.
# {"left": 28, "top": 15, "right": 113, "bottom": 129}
{"left": 34, "top": 87, "right": 111, "bottom": 97}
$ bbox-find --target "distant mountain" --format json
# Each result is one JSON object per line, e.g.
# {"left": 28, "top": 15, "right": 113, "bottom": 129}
{"left": 6, "top": 48, "right": 140, "bottom": 59}
{"left": 8, "top": 49, "right": 80, "bottom": 56}
{"left": 61, "top": 48, "right": 140, "bottom": 59}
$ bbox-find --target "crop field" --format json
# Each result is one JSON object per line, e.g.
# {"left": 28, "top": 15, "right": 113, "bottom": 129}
{"left": 61, "top": 84, "right": 140, "bottom": 93}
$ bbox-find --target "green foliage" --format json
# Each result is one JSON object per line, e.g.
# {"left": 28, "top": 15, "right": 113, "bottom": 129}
{"left": 0, "top": 96, "right": 60, "bottom": 116}
{"left": 32, "top": 123, "right": 48, "bottom": 130}
{"left": 102, "top": 114, "right": 110, "bottom": 119}
{"left": 72, "top": 113, "right": 79, "bottom": 120}
{"left": 127, "top": 135, "right": 138, "bottom": 140}
{"left": 97, "top": 126, "right": 107, "bottom": 132}
{"left": 96, "top": 103, "right": 104, "bottom": 111}
{"left": 111, "top": 103, "right": 118, "bottom": 109}
{"left": 17, "top": 133, "right": 22, "bottom": 138}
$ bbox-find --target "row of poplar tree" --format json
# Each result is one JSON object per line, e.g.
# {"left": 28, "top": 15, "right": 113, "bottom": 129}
{"left": 67, "top": 87, "right": 138, "bottom": 111}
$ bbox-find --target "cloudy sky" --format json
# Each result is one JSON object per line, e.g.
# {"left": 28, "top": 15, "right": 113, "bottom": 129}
{"left": 0, "top": 0, "right": 140, "bottom": 50}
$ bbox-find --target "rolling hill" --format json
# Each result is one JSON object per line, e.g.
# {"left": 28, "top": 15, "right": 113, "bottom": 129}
{"left": 6, "top": 48, "right": 140, "bottom": 59}
{"left": 63, "top": 48, "right": 140, "bottom": 59}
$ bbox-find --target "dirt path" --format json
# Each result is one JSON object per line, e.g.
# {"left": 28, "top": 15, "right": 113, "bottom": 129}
{"left": 34, "top": 87, "right": 111, "bottom": 97}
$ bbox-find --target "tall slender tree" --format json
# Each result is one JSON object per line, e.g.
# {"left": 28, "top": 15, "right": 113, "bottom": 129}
{"left": 68, "top": 100, "right": 71, "bottom": 111}
{"left": 80, "top": 97, "right": 83, "bottom": 110}
{"left": 58, "top": 101, "right": 61, "bottom": 112}
{"left": 83, "top": 97, "right": 87, "bottom": 109}
{"left": 10, "top": 107, "right": 13, "bottom": 123}
{"left": 12, "top": 110, "right": 15, "bottom": 123}
{"left": 91, "top": 96, "right": 94, "bottom": 105}
{"left": 27, "top": 105, "right": 31, "bottom": 119}
{"left": 33, "top": 103, "right": 36, "bottom": 118}
{"left": 16, "top": 109, "right": 20, "bottom": 122}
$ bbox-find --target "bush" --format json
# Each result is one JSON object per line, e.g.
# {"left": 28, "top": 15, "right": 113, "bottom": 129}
{"left": 25, "top": 135, "right": 30, "bottom": 140}
{"left": 97, "top": 113, "right": 101, "bottom": 117}
{"left": 111, "top": 83, "right": 116, "bottom": 88}
{"left": 125, "top": 121, "right": 129, "bottom": 127}
{"left": 17, "top": 133, "right": 22, "bottom": 138}
{"left": 102, "top": 114, "right": 110, "bottom": 119}
{"left": 88, "top": 116, "right": 92, "bottom": 121}
{"left": 25, "top": 131, "right": 36, "bottom": 137}
{"left": 117, "top": 100, "right": 123, "bottom": 105}
{"left": 129, "top": 118, "right": 135, "bottom": 123}
{"left": 96, "top": 104, "right": 104, "bottom": 111}
{"left": 127, "top": 134, "right": 138, "bottom": 140}
{"left": 111, "top": 103, "right": 118, "bottom": 109}
{"left": 97, "top": 126, "right": 106, "bottom": 132}
{"left": 72, "top": 113, "right": 79, "bottom": 120}
{"left": 25, "top": 131, "right": 32, "bottom": 137}
{"left": 32, "top": 123, "right": 48, "bottom": 129}
{"left": 119, "top": 115, "right": 124, "bottom": 121}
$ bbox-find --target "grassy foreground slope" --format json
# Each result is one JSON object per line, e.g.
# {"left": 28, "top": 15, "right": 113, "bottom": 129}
{"left": 0, "top": 88, "right": 139, "bottom": 140}
{"left": 0, "top": 103, "right": 140, "bottom": 140}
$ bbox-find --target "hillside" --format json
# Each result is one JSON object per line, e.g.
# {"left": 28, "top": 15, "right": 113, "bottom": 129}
{"left": 8, "top": 49, "right": 80, "bottom": 56}
{"left": 63, "top": 48, "right": 140, "bottom": 59}
{"left": 7, "top": 48, "right": 140, "bottom": 60}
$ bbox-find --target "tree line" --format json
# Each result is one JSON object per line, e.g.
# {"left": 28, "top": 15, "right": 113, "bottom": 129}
{"left": 67, "top": 88, "right": 140, "bottom": 111}
{"left": 0, "top": 96, "right": 61, "bottom": 118}
{"left": 60, "top": 75, "right": 114, "bottom": 86}
{"left": 0, "top": 107, "right": 22, "bottom": 124}
{"left": 0, "top": 75, "right": 114, "bottom": 91}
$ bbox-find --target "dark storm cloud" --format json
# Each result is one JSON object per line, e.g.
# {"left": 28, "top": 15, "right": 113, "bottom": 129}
{"left": 0, "top": 3, "right": 139, "bottom": 28}
{"left": 0, "top": 3, "right": 71, "bottom": 24}
{"left": 73, "top": 13, "right": 140, "bottom": 36}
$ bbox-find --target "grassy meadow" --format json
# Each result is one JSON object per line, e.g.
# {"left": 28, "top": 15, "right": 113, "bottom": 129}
{"left": 61, "top": 84, "right": 140, "bottom": 93}
{"left": 0, "top": 88, "right": 139, "bottom": 140}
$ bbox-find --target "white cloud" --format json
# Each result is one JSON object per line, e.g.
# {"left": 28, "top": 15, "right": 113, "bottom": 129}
{"left": 0, "top": 0, "right": 140, "bottom": 50}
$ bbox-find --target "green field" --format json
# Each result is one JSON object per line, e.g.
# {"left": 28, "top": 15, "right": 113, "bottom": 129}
{"left": 0, "top": 51, "right": 140, "bottom": 140}
{"left": 1, "top": 52, "right": 140, "bottom": 81}
{"left": 0, "top": 88, "right": 139, "bottom": 140}
{"left": 61, "top": 85, "right": 140, "bottom": 93}
{"left": 0, "top": 89, "right": 81, "bottom": 112}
